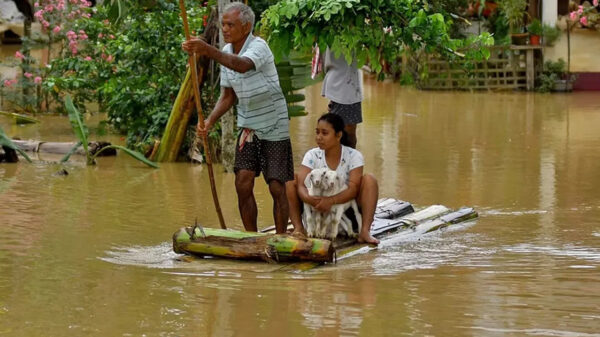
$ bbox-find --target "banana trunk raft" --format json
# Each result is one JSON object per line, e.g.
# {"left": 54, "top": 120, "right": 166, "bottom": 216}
{"left": 172, "top": 198, "right": 478, "bottom": 264}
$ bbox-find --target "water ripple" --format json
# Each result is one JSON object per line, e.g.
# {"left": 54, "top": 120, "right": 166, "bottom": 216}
{"left": 504, "top": 244, "right": 600, "bottom": 263}
{"left": 465, "top": 326, "right": 600, "bottom": 337}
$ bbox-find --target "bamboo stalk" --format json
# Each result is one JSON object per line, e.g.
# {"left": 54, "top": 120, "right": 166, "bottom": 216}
{"left": 179, "top": 0, "right": 226, "bottom": 230}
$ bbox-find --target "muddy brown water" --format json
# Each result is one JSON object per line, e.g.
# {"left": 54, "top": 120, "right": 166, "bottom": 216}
{"left": 2, "top": 47, "right": 600, "bottom": 336}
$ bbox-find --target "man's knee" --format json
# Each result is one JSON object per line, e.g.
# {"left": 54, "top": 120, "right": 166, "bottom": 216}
{"left": 285, "top": 177, "right": 297, "bottom": 195}
{"left": 268, "top": 179, "right": 286, "bottom": 198}
{"left": 235, "top": 171, "right": 255, "bottom": 197}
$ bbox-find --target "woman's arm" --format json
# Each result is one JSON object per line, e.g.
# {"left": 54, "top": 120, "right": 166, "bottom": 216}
{"left": 315, "top": 167, "right": 363, "bottom": 213}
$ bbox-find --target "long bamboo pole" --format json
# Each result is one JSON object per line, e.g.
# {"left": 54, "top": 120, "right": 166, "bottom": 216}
{"left": 179, "top": 0, "right": 226, "bottom": 229}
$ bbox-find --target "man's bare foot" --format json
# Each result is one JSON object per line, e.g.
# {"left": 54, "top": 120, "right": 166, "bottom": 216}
{"left": 292, "top": 229, "right": 306, "bottom": 238}
{"left": 357, "top": 232, "right": 379, "bottom": 245}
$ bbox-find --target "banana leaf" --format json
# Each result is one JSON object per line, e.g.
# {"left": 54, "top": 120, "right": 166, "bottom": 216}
{"left": 0, "top": 126, "right": 32, "bottom": 163}
{"left": 60, "top": 141, "right": 84, "bottom": 163}
{"left": 285, "top": 93, "right": 306, "bottom": 104}
{"left": 288, "top": 105, "right": 307, "bottom": 117}
{"left": 0, "top": 111, "right": 40, "bottom": 124}
{"left": 93, "top": 145, "right": 159, "bottom": 168}
{"left": 64, "top": 95, "right": 89, "bottom": 156}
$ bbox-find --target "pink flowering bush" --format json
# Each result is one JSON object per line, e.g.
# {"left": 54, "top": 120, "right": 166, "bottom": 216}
{"left": 1, "top": 0, "right": 94, "bottom": 112}
{"left": 3, "top": 0, "right": 212, "bottom": 152}
{"left": 568, "top": 1, "right": 600, "bottom": 29}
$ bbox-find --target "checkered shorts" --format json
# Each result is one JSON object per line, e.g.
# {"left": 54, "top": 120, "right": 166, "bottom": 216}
{"left": 328, "top": 101, "right": 363, "bottom": 125}
{"left": 234, "top": 134, "right": 294, "bottom": 183}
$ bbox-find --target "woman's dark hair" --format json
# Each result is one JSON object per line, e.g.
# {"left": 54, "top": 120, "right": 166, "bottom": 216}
{"left": 318, "top": 113, "right": 350, "bottom": 147}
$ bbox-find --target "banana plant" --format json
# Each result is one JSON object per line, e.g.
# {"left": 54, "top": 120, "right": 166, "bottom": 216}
{"left": 0, "top": 126, "right": 33, "bottom": 163}
{"left": 61, "top": 95, "right": 159, "bottom": 168}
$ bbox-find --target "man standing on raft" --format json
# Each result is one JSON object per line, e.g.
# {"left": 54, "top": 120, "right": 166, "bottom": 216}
{"left": 182, "top": 3, "right": 293, "bottom": 234}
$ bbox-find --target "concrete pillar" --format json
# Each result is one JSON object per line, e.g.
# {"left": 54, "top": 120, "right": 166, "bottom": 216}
{"left": 542, "top": 0, "right": 558, "bottom": 25}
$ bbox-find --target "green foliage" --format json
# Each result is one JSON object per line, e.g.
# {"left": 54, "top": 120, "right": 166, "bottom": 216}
{"left": 536, "top": 59, "right": 570, "bottom": 93}
{"left": 0, "top": 127, "right": 33, "bottom": 163}
{"left": 497, "top": 0, "right": 528, "bottom": 33}
{"left": 542, "top": 23, "right": 561, "bottom": 47}
{"left": 0, "top": 49, "right": 44, "bottom": 113}
{"left": 62, "top": 95, "right": 158, "bottom": 168}
{"left": 276, "top": 51, "right": 319, "bottom": 117}
{"left": 0, "top": 0, "right": 95, "bottom": 113}
{"left": 259, "top": 0, "right": 493, "bottom": 77}
{"left": 427, "top": 0, "right": 471, "bottom": 39}
{"left": 65, "top": 95, "right": 90, "bottom": 158}
{"left": 94, "top": 144, "right": 159, "bottom": 168}
{"left": 485, "top": 11, "right": 510, "bottom": 45}
{"left": 46, "top": 0, "right": 210, "bottom": 150}
{"left": 527, "top": 19, "right": 543, "bottom": 35}
{"left": 537, "top": 72, "right": 558, "bottom": 93}
{"left": 544, "top": 59, "right": 567, "bottom": 75}
{"left": 249, "top": 0, "right": 279, "bottom": 17}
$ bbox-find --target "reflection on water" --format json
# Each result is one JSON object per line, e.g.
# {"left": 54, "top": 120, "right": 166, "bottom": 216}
{"left": 1, "top": 73, "right": 600, "bottom": 336}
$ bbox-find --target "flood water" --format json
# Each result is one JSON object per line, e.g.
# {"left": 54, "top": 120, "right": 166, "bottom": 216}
{"left": 2, "top": 61, "right": 600, "bottom": 335}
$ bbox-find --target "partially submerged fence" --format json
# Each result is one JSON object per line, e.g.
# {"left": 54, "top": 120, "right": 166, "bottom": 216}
{"left": 417, "top": 45, "right": 542, "bottom": 91}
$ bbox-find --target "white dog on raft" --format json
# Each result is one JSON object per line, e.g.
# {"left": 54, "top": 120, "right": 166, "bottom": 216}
{"left": 303, "top": 168, "right": 361, "bottom": 240}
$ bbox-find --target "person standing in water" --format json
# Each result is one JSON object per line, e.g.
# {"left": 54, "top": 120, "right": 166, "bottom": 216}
{"left": 182, "top": 3, "right": 293, "bottom": 234}
{"left": 321, "top": 48, "right": 363, "bottom": 149}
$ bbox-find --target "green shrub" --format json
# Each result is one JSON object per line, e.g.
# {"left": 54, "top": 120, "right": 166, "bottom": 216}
{"left": 45, "top": 0, "right": 211, "bottom": 150}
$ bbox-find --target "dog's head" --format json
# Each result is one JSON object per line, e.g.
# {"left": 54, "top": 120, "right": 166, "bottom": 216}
{"left": 305, "top": 168, "right": 328, "bottom": 189}
{"left": 322, "top": 169, "right": 339, "bottom": 191}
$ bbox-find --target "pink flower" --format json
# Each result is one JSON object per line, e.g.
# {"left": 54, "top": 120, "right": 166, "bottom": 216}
{"left": 594, "top": 0, "right": 599, "bottom": 7}
{"left": 15, "top": 51, "right": 24, "bottom": 59}
{"left": 570, "top": 11, "right": 578, "bottom": 21}
{"left": 3, "top": 79, "right": 13, "bottom": 87}
{"left": 98, "top": 33, "right": 104, "bottom": 38}
{"left": 66, "top": 30, "right": 77, "bottom": 40}
{"left": 84, "top": 56, "right": 92, "bottom": 61}
{"left": 53, "top": 25, "right": 61, "bottom": 34}
{"left": 34, "top": 2, "right": 39, "bottom": 7}
{"left": 577, "top": 6, "right": 584, "bottom": 15}
{"left": 106, "top": 55, "right": 113, "bottom": 62}
{"left": 580, "top": 16, "right": 589, "bottom": 26}
{"left": 109, "top": 34, "right": 115, "bottom": 39}
{"left": 34, "top": 9, "right": 44, "bottom": 20}
{"left": 34, "top": 76, "right": 42, "bottom": 84}
{"left": 24, "top": 72, "right": 33, "bottom": 78}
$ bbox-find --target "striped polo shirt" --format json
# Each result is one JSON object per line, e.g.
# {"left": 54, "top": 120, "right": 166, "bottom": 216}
{"left": 220, "top": 34, "right": 289, "bottom": 141}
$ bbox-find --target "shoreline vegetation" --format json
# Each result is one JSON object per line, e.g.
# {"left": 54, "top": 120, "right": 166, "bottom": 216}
{"left": 2, "top": 0, "right": 493, "bottom": 164}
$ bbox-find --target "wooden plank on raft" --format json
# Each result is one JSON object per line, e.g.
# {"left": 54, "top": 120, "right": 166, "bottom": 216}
{"left": 275, "top": 205, "right": 478, "bottom": 272}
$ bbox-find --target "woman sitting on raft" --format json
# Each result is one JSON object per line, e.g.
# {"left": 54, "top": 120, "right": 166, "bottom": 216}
{"left": 286, "top": 113, "right": 380, "bottom": 244}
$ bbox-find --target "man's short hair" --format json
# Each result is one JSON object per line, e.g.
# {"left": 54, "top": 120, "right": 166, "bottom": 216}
{"left": 224, "top": 2, "right": 255, "bottom": 28}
